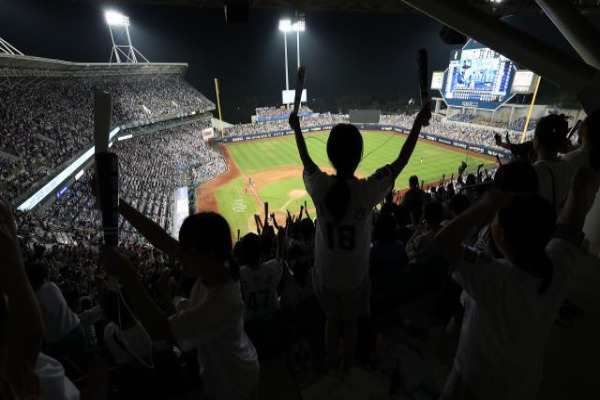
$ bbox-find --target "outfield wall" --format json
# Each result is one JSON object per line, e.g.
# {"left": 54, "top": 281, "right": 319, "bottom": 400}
{"left": 217, "top": 124, "right": 511, "bottom": 159}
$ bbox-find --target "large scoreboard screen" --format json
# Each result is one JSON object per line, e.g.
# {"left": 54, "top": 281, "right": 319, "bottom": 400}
{"left": 442, "top": 41, "right": 517, "bottom": 110}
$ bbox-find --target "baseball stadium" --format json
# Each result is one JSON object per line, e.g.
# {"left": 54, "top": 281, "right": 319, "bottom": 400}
{"left": 2, "top": 1, "right": 600, "bottom": 400}
{"left": 197, "top": 129, "right": 496, "bottom": 236}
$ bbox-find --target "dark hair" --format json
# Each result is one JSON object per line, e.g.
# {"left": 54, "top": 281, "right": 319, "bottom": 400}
{"left": 583, "top": 110, "right": 600, "bottom": 170}
{"left": 493, "top": 161, "right": 539, "bottom": 194}
{"left": 25, "top": 262, "right": 48, "bottom": 291}
{"left": 373, "top": 212, "right": 397, "bottom": 244}
{"left": 449, "top": 194, "right": 471, "bottom": 216}
{"left": 465, "top": 174, "right": 476, "bottom": 186}
{"left": 239, "top": 233, "right": 261, "bottom": 265}
{"left": 178, "top": 212, "right": 239, "bottom": 280}
{"left": 423, "top": 201, "right": 444, "bottom": 227}
{"left": 535, "top": 114, "right": 569, "bottom": 153}
{"left": 325, "top": 124, "right": 363, "bottom": 224}
{"left": 497, "top": 194, "right": 556, "bottom": 294}
{"left": 286, "top": 244, "right": 309, "bottom": 285}
{"left": 409, "top": 175, "right": 419, "bottom": 187}
{"left": 298, "top": 218, "right": 315, "bottom": 242}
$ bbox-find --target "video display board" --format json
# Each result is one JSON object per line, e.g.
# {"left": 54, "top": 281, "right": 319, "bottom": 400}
{"left": 442, "top": 40, "right": 517, "bottom": 110}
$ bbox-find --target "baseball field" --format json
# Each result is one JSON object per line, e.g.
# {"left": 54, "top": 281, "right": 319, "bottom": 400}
{"left": 196, "top": 130, "right": 495, "bottom": 236}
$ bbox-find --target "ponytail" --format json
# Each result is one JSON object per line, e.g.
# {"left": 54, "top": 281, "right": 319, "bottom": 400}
{"left": 325, "top": 177, "right": 351, "bottom": 225}
{"left": 325, "top": 124, "right": 363, "bottom": 224}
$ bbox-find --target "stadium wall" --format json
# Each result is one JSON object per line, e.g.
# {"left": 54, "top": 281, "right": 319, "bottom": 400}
{"left": 217, "top": 125, "right": 511, "bottom": 159}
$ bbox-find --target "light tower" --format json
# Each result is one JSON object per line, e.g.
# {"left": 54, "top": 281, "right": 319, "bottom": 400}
{"left": 293, "top": 13, "right": 305, "bottom": 70}
{"left": 279, "top": 16, "right": 306, "bottom": 90}
{"left": 279, "top": 19, "right": 292, "bottom": 91}
{"left": 0, "top": 37, "right": 24, "bottom": 55}
{"left": 105, "top": 11, "right": 148, "bottom": 63}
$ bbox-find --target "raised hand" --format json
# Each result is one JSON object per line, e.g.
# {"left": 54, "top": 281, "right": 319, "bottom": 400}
{"left": 414, "top": 101, "right": 432, "bottom": 128}
{"left": 289, "top": 112, "right": 301, "bottom": 133}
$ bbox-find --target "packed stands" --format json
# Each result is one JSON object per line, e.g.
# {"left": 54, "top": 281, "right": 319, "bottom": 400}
{"left": 0, "top": 73, "right": 214, "bottom": 203}
{"left": 255, "top": 105, "right": 312, "bottom": 117}
{"left": 225, "top": 113, "right": 348, "bottom": 136}
{"left": 43, "top": 121, "right": 226, "bottom": 244}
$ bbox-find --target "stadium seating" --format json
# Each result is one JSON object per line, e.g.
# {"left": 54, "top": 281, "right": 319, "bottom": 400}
{"left": 0, "top": 75, "right": 214, "bottom": 203}
{"left": 43, "top": 121, "right": 226, "bottom": 244}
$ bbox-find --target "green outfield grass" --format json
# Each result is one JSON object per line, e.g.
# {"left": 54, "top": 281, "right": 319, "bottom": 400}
{"left": 216, "top": 131, "right": 493, "bottom": 235}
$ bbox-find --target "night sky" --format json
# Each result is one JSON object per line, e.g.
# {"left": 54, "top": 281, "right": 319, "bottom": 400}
{"left": 1, "top": 0, "right": 597, "bottom": 122}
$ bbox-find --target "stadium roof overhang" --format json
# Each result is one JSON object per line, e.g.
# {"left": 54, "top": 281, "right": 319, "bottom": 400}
{"left": 0, "top": 54, "right": 188, "bottom": 78}
{"left": 69, "top": 0, "right": 600, "bottom": 16}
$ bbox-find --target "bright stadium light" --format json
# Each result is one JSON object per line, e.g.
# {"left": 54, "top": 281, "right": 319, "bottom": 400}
{"left": 105, "top": 11, "right": 130, "bottom": 27}
{"left": 292, "top": 20, "right": 305, "bottom": 32}
{"left": 279, "top": 19, "right": 292, "bottom": 32}
{"left": 104, "top": 11, "right": 148, "bottom": 63}
{"left": 279, "top": 19, "right": 292, "bottom": 91}
{"left": 293, "top": 13, "right": 305, "bottom": 70}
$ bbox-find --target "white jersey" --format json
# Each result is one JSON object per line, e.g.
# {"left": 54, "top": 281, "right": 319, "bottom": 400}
{"left": 564, "top": 146, "right": 600, "bottom": 255}
{"left": 169, "top": 279, "right": 259, "bottom": 400}
{"left": 533, "top": 160, "right": 575, "bottom": 211}
{"left": 35, "top": 282, "right": 80, "bottom": 343}
{"left": 239, "top": 259, "right": 284, "bottom": 321}
{"left": 451, "top": 236, "right": 581, "bottom": 400}
{"left": 303, "top": 164, "right": 393, "bottom": 292}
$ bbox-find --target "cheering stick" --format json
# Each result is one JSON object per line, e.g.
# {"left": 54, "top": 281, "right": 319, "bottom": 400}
{"left": 416, "top": 49, "right": 430, "bottom": 127}
{"left": 293, "top": 66, "right": 307, "bottom": 115}
{"left": 94, "top": 90, "right": 119, "bottom": 246}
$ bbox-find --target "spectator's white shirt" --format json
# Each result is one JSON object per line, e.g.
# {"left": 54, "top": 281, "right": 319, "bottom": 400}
{"left": 169, "top": 278, "right": 259, "bottom": 400}
{"left": 240, "top": 259, "right": 283, "bottom": 321}
{"left": 35, "top": 282, "right": 80, "bottom": 343}
{"left": 304, "top": 164, "right": 393, "bottom": 292}
{"left": 104, "top": 322, "right": 152, "bottom": 366}
{"left": 533, "top": 160, "right": 574, "bottom": 210}
{"left": 35, "top": 353, "right": 80, "bottom": 400}
{"left": 564, "top": 146, "right": 600, "bottom": 256}
{"left": 451, "top": 238, "right": 578, "bottom": 400}
{"left": 562, "top": 145, "right": 589, "bottom": 166}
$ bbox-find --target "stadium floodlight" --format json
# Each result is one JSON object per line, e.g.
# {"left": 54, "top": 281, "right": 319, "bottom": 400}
{"left": 293, "top": 14, "right": 305, "bottom": 70}
{"left": 279, "top": 19, "right": 292, "bottom": 91}
{"left": 104, "top": 10, "right": 148, "bottom": 63}
{"left": 292, "top": 20, "right": 305, "bottom": 32}
{"left": 0, "top": 37, "right": 24, "bottom": 56}
{"left": 105, "top": 11, "right": 130, "bottom": 27}
{"left": 279, "top": 19, "right": 293, "bottom": 33}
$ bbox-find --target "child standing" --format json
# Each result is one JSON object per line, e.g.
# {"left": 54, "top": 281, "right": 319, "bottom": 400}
{"left": 288, "top": 104, "right": 431, "bottom": 372}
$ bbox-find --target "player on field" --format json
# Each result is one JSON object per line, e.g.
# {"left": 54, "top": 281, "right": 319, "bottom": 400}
{"left": 288, "top": 102, "right": 431, "bottom": 373}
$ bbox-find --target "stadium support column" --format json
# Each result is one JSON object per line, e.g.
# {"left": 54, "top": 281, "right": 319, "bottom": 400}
{"left": 284, "top": 31, "right": 290, "bottom": 91}
{"left": 521, "top": 76, "right": 542, "bottom": 143}
{"left": 214, "top": 78, "right": 224, "bottom": 138}
{"left": 296, "top": 30, "right": 301, "bottom": 70}
{"left": 400, "top": 0, "right": 600, "bottom": 113}
{"left": 536, "top": 0, "right": 600, "bottom": 71}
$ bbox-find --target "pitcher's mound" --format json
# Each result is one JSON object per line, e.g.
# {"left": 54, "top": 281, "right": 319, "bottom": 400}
{"left": 290, "top": 189, "right": 307, "bottom": 200}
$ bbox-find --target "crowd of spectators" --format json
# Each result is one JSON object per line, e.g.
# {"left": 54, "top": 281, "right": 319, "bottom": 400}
{"left": 2, "top": 106, "right": 599, "bottom": 399}
{"left": 255, "top": 105, "right": 312, "bottom": 117}
{"left": 42, "top": 121, "right": 226, "bottom": 245}
{"left": 509, "top": 116, "right": 538, "bottom": 132}
{"left": 225, "top": 113, "right": 348, "bottom": 136}
{"left": 381, "top": 113, "right": 535, "bottom": 149}
{"left": 447, "top": 113, "right": 477, "bottom": 123}
{"left": 0, "top": 75, "right": 214, "bottom": 203}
